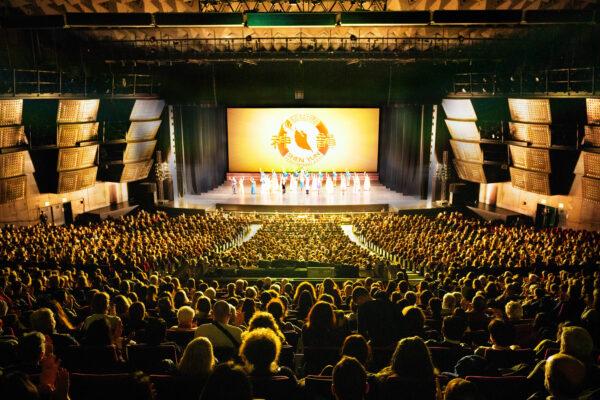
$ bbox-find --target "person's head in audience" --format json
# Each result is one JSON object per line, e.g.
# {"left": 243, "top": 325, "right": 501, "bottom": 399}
{"left": 488, "top": 319, "right": 515, "bottom": 349}
{"left": 442, "top": 315, "right": 467, "bottom": 343}
{"left": 471, "top": 296, "right": 487, "bottom": 313}
{"left": 246, "top": 311, "right": 285, "bottom": 342}
{"left": 195, "top": 296, "right": 211, "bottom": 320}
{"left": 560, "top": 326, "right": 594, "bottom": 364}
{"left": 212, "top": 300, "right": 232, "bottom": 325}
{"left": 351, "top": 286, "right": 371, "bottom": 308}
{"left": 387, "top": 336, "right": 435, "bottom": 381}
{"left": 91, "top": 292, "right": 110, "bottom": 315}
{"left": 175, "top": 306, "right": 195, "bottom": 329}
{"left": 199, "top": 362, "right": 252, "bottom": 400}
{"left": 145, "top": 317, "right": 167, "bottom": 346}
{"left": 266, "top": 298, "right": 286, "bottom": 325}
{"left": 29, "top": 308, "right": 56, "bottom": 335}
{"left": 505, "top": 301, "right": 523, "bottom": 321}
{"left": 442, "top": 293, "right": 456, "bottom": 313}
{"left": 83, "top": 318, "right": 113, "bottom": 346}
{"left": 177, "top": 337, "right": 215, "bottom": 378}
{"left": 544, "top": 354, "right": 586, "bottom": 400}
{"left": 130, "top": 371, "right": 157, "bottom": 400}
{"left": 332, "top": 356, "right": 369, "bottom": 400}
{"left": 239, "top": 327, "right": 281, "bottom": 375}
{"left": 402, "top": 306, "right": 425, "bottom": 337}
{"left": 444, "top": 378, "right": 483, "bottom": 400}
{"left": 307, "top": 301, "right": 336, "bottom": 332}
{"left": 18, "top": 331, "right": 45, "bottom": 365}
{"left": 429, "top": 297, "right": 442, "bottom": 319}
{"left": 340, "top": 334, "right": 371, "bottom": 367}
{"left": 129, "top": 302, "right": 146, "bottom": 324}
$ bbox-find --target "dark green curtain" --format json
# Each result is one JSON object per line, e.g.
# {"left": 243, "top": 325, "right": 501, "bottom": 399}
{"left": 175, "top": 105, "right": 228, "bottom": 194}
{"left": 378, "top": 105, "right": 429, "bottom": 197}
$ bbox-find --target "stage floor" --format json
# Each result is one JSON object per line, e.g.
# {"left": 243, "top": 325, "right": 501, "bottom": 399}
{"left": 167, "top": 182, "right": 430, "bottom": 212}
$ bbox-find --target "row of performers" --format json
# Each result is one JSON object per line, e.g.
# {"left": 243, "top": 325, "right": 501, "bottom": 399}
{"left": 231, "top": 171, "right": 371, "bottom": 195}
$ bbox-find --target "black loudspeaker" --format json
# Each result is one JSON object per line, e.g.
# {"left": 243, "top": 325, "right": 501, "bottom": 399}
{"left": 449, "top": 182, "right": 479, "bottom": 207}
{"left": 129, "top": 182, "right": 157, "bottom": 208}
{"left": 535, "top": 204, "right": 558, "bottom": 228}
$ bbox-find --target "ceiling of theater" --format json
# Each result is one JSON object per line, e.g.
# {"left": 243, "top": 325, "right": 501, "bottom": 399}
{"left": 5, "top": 0, "right": 594, "bottom": 15}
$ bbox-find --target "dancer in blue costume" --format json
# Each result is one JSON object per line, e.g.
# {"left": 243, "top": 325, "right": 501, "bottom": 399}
{"left": 250, "top": 177, "right": 256, "bottom": 195}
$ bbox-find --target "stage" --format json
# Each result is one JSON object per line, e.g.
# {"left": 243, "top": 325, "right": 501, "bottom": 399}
{"left": 165, "top": 180, "right": 430, "bottom": 213}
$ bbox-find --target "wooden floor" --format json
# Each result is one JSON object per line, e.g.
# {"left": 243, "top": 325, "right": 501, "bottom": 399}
{"left": 168, "top": 181, "right": 430, "bottom": 212}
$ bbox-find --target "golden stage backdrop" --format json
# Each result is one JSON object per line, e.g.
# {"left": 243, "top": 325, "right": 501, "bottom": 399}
{"left": 227, "top": 108, "right": 379, "bottom": 172}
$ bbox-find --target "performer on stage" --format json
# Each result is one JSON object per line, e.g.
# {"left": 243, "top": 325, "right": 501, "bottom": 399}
{"left": 325, "top": 173, "right": 334, "bottom": 194}
{"left": 332, "top": 171, "right": 337, "bottom": 188}
{"left": 353, "top": 172, "right": 360, "bottom": 193}
{"left": 281, "top": 173, "right": 287, "bottom": 194}
{"left": 363, "top": 172, "right": 371, "bottom": 192}
{"left": 271, "top": 170, "right": 279, "bottom": 193}
{"left": 231, "top": 177, "right": 238, "bottom": 194}
{"left": 290, "top": 172, "right": 297, "bottom": 193}
{"left": 299, "top": 172, "right": 305, "bottom": 193}
{"left": 315, "top": 172, "right": 322, "bottom": 194}
{"left": 250, "top": 177, "right": 256, "bottom": 195}
{"left": 239, "top": 176, "right": 245, "bottom": 195}
{"left": 340, "top": 173, "right": 347, "bottom": 192}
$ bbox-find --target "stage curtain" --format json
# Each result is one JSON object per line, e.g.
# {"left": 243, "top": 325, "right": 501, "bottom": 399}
{"left": 378, "top": 105, "right": 429, "bottom": 197}
{"left": 175, "top": 105, "right": 228, "bottom": 194}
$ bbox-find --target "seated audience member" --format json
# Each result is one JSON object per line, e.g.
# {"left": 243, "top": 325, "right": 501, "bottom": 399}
{"left": 354, "top": 286, "right": 399, "bottom": 346}
{"left": 199, "top": 362, "right": 252, "bottom": 400}
{"left": 544, "top": 354, "right": 586, "bottom": 400}
{"left": 442, "top": 293, "right": 457, "bottom": 317}
{"left": 444, "top": 378, "right": 483, "bottom": 400}
{"left": 194, "top": 296, "right": 212, "bottom": 326}
{"left": 475, "top": 319, "right": 517, "bottom": 356}
{"left": 29, "top": 308, "right": 78, "bottom": 357}
{"left": 4, "top": 332, "right": 46, "bottom": 375}
{"left": 157, "top": 297, "right": 178, "bottom": 328}
{"left": 302, "top": 301, "right": 343, "bottom": 348}
{"left": 321, "top": 333, "right": 372, "bottom": 375}
{"left": 172, "top": 306, "right": 196, "bottom": 330}
{"left": 195, "top": 300, "right": 243, "bottom": 350}
{"left": 505, "top": 300, "right": 524, "bottom": 323}
{"left": 266, "top": 298, "right": 298, "bottom": 332}
{"left": 125, "top": 301, "right": 147, "bottom": 339}
{"left": 82, "top": 291, "right": 122, "bottom": 334}
{"left": 246, "top": 311, "right": 287, "bottom": 344}
{"left": 376, "top": 336, "right": 438, "bottom": 400}
{"left": 239, "top": 327, "right": 298, "bottom": 396}
{"left": 466, "top": 295, "right": 490, "bottom": 332}
{"left": 402, "top": 306, "right": 426, "bottom": 338}
{"left": 332, "top": 356, "right": 369, "bottom": 400}
{"left": 177, "top": 337, "right": 214, "bottom": 384}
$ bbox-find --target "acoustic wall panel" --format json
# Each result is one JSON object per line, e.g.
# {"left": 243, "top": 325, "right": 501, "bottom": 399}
{"left": 126, "top": 120, "right": 161, "bottom": 141}
{"left": 586, "top": 98, "right": 600, "bottom": 125}
{"left": 509, "top": 122, "right": 552, "bottom": 147}
{"left": 130, "top": 100, "right": 165, "bottom": 121}
{"left": 582, "top": 176, "right": 600, "bottom": 203}
{"left": 121, "top": 160, "right": 154, "bottom": 182}
{"left": 508, "top": 99, "right": 552, "bottom": 124}
{"left": 57, "top": 122, "right": 99, "bottom": 147}
{"left": 0, "top": 100, "right": 23, "bottom": 126}
{"left": 510, "top": 167, "right": 551, "bottom": 195}
{"left": 450, "top": 140, "right": 483, "bottom": 163}
{"left": 57, "top": 100, "right": 100, "bottom": 123}
{"left": 57, "top": 145, "right": 98, "bottom": 172}
{"left": 57, "top": 166, "right": 98, "bottom": 193}
{"left": 509, "top": 145, "right": 551, "bottom": 173}
{"left": 441, "top": 99, "right": 477, "bottom": 121}
{"left": 0, "top": 175, "right": 26, "bottom": 203}
{"left": 584, "top": 125, "right": 600, "bottom": 147}
{"left": 582, "top": 151, "right": 600, "bottom": 179}
{"left": 0, "top": 126, "right": 27, "bottom": 148}
{"left": 0, "top": 151, "right": 26, "bottom": 179}
{"left": 123, "top": 140, "right": 156, "bottom": 163}
{"left": 445, "top": 120, "right": 480, "bottom": 141}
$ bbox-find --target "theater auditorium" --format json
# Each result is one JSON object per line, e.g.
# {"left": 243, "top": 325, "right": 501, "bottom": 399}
{"left": 0, "top": 2, "right": 599, "bottom": 400}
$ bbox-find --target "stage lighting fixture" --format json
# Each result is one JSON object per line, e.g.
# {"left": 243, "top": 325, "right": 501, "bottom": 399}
{"left": 586, "top": 98, "right": 600, "bottom": 125}
{"left": 509, "top": 145, "right": 551, "bottom": 173}
{"left": 582, "top": 151, "right": 600, "bottom": 179}
{"left": 509, "top": 122, "right": 551, "bottom": 147}
{"left": 445, "top": 120, "right": 480, "bottom": 141}
{"left": 441, "top": 99, "right": 477, "bottom": 121}
{"left": 508, "top": 98, "right": 551, "bottom": 124}
{"left": 582, "top": 176, "right": 600, "bottom": 203}
{"left": 584, "top": 125, "right": 600, "bottom": 147}
{"left": 0, "top": 175, "right": 26, "bottom": 204}
{"left": 0, "top": 99, "right": 23, "bottom": 126}
{"left": 57, "top": 100, "right": 100, "bottom": 123}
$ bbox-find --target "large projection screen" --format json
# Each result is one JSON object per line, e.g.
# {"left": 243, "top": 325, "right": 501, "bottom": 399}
{"left": 227, "top": 108, "right": 379, "bottom": 172}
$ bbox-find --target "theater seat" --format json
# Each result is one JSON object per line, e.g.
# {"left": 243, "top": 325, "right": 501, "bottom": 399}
{"left": 213, "top": 346, "right": 238, "bottom": 363}
{"left": 126, "top": 344, "right": 178, "bottom": 373}
{"left": 483, "top": 348, "right": 534, "bottom": 369}
{"left": 371, "top": 375, "right": 437, "bottom": 400}
{"left": 62, "top": 345, "right": 123, "bottom": 373}
{"left": 466, "top": 375, "right": 532, "bottom": 400}
{"left": 369, "top": 346, "right": 395, "bottom": 372}
{"left": 249, "top": 375, "right": 295, "bottom": 400}
{"left": 70, "top": 373, "right": 136, "bottom": 400}
{"left": 303, "top": 347, "right": 341, "bottom": 375}
{"left": 166, "top": 329, "right": 195, "bottom": 350}
{"left": 428, "top": 346, "right": 472, "bottom": 373}
{"left": 151, "top": 374, "right": 205, "bottom": 400}
{"left": 304, "top": 375, "right": 334, "bottom": 400}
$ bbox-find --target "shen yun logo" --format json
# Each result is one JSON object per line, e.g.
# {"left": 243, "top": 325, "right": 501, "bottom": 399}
{"left": 271, "top": 113, "right": 336, "bottom": 167}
